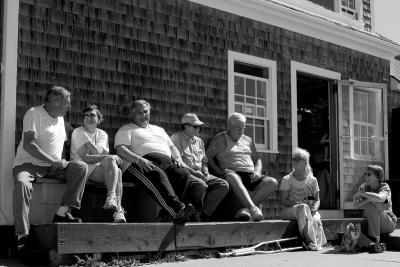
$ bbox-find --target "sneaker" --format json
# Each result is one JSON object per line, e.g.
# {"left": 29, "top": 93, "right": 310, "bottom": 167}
{"left": 234, "top": 208, "right": 251, "bottom": 221}
{"left": 53, "top": 211, "right": 82, "bottom": 223}
{"left": 307, "top": 242, "right": 319, "bottom": 251}
{"left": 174, "top": 203, "right": 196, "bottom": 224}
{"left": 113, "top": 209, "right": 126, "bottom": 223}
{"left": 16, "top": 235, "right": 29, "bottom": 255}
{"left": 103, "top": 195, "right": 118, "bottom": 211}
{"left": 158, "top": 209, "right": 174, "bottom": 222}
{"left": 249, "top": 206, "right": 263, "bottom": 222}
{"left": 368, "top": 242, "right": 386, "bottom": 253}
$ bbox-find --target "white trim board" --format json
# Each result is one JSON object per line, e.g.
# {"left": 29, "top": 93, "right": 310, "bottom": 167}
{"left": 0, "top": 0, "right": 19, "bottom": 225}
{"left": 190, "top": 0, "right": 400, "bottom": 60}
{"left": 290, "top": 61, "right": 341, "bottom": 151}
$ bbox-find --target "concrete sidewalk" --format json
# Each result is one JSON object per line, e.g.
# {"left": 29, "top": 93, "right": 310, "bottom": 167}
{"left": 151, "top": 247, "right": 400, "bottom": 267}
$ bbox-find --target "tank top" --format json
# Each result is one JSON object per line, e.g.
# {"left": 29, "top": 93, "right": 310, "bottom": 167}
{"left": 216, "top": 132, "right": 254, "bottom": 172}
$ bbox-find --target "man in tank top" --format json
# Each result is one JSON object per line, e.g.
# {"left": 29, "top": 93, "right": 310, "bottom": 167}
{"left": 206, "top": 113, "right": 278, "bottom": 221}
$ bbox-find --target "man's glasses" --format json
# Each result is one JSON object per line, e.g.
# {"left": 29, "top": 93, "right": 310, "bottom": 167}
{"left": 83, "top": 113, "right": 97, "bottom": 119}
{"left": 190, "top": 125, "right": 199, "bottom": 129}
{"left": 364, "top": 172, "right": 372, "bottom": 176}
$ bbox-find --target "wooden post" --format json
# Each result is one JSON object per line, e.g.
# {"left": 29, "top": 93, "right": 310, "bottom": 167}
{"left": 0, "top": 0, "right": 19, "bottom": 225}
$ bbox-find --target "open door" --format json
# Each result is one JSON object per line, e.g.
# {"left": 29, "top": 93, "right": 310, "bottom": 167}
{"left": 337, "top": 80, "right": 388, "bottom": 209}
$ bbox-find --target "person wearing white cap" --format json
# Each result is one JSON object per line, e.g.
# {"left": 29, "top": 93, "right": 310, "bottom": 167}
{"left": 170, "top": 113, "right": 229, "bottom": 221}
{"left": 206, "top": 112, "right": 278, "bottom": 222}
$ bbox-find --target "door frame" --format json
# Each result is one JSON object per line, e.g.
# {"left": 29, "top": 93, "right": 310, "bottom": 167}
{"left": 290, "top": 61, "right": 341, "bottom": 151}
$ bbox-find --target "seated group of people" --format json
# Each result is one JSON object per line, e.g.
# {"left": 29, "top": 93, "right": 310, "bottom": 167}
{"left": 13, "top": 86, "right": 278, "bottom": 250}
{"left": 13, "top": 86, "right": 397, "bottom": 253}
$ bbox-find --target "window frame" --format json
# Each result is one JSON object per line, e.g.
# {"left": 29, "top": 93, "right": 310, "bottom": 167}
{"left": 228, "top": 51, "right": 278, "bottom": 153}
{"left": 349, "top": 86, "right": 383, "bottom": 160}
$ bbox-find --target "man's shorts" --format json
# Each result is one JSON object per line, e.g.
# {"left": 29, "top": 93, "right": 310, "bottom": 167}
{"left": 234, "top": 171, "right": 265, "bottom": 191}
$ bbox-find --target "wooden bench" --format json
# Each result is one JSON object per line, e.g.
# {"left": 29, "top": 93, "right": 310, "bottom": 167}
{"left": 30, "top": 178, "right": 160, "bottom": 224}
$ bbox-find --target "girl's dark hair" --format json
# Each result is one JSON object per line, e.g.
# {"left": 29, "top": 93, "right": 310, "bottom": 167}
{"left": 366, "top": 165, "right": 385, "bottom": 183}
{"left": 82, "top": 105, "right": 103, "bottom": 124}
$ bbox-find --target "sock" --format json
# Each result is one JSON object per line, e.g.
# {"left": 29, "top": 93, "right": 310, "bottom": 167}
{"left": 56, "top": 206, "right": 69, "bottom": 217}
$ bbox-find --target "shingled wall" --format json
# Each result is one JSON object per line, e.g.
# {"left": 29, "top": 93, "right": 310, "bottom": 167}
{"left": 15, "top": 0, "right": 400, "bottom": 180}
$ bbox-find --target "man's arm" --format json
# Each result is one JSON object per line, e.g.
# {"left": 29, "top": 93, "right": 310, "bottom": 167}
{"left": 249, "top": 137, "right": 262, "bottom": 177}
{"left": 23, "top": 131, "right": 66, "bottom": 167}
{"left": 205, "top": 134, "right": 226, "bottom": 177}
{"left": 115, "top": 144, "right": 155, "bottom": 172}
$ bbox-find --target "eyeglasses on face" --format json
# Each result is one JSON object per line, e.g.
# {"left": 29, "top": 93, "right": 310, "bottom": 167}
{"left": 190, "top": 125, "right": 199, "bottom": 129}
{"left": 83, "top": 113, "right": 97, "bottom": 119}
{"left": 364, "top": 172, "right": 373, "bottom": 176}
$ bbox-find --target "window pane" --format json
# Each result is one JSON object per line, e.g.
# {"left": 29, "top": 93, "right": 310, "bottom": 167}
{"left": 368, "top": 92, "right": 376, "bottom": 124}
{"left": 354, "top": 124, "right": 360, "bottom": 137}
{"left": 245, "top": 125, "right": 254, "bottom": 139}
{"left": 247, "top": 118, "right": 254, "bottom": 125}
{"left": 354, "top": 139, "right": 360, "bottom": 155}
{"left": 246, "top": 79, "right": 255, "bottom": 97}
{"left": 255, "top": 126, "right": 265, "bottom": 144}
{"left": 246, "top": 105, "right": 255, "bottom": 116}
{"left": 255, "top": 119, "right": 264, "bottom": 126}
{"left": 257, "top": 80, "right": 266, "bottom": 99}
{"left": 257, "top": 99, "right": 266, "bottom": 106}
{"left": 235, "top": 95, "right": 244, "bottom": 102}
{"left": 361, "top": 125, "right": 368, "bottom": 138}
{"left": 257, "top": 107, "right": 265, "bottom": 117}
{"left": 235, "top": 103, "right": 244, "bottom": 113}
{"left": 361, "top": 140, "right": 368, "bottom": 155}
{"left": 246, "top": 97, "right": 255, "bottom": 104}
{"left": 235, "top": 76, "right": 244, "bottom": 95}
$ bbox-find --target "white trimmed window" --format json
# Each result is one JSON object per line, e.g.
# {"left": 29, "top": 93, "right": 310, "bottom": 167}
{"left": 228, "top": 51, "right": 278, "bottom": 153}
{"left": 341, "top": 0, "right": 358, "bottom": 19}
{"left": 351, "top": 87, "right": 382, "bottom": 159}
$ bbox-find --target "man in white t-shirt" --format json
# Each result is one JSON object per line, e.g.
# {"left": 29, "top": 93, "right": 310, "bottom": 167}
{"left": 13, "top": 86, "right": 88, "bottom": 253}
{"left": 115, "top": 100, "right": 195, "bottom": 223}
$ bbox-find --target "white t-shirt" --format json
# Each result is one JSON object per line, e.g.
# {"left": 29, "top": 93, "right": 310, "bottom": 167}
{"left": 114, "top": 123, "right": 172, "bottom": 172}
{"left": 13, "top": 105, "right": 66, "bottom": 167}
{"left": 70, "top": 126, "right": 109, "bottom": 175}
{"left": 279, "top": 172, "right": 320, "bottom": 204}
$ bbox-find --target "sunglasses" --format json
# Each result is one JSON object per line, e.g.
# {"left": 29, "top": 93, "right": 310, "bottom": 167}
{"left": 363, "top": 172, "right": 373, "bottom": 176}
{"left": 83, "top": 113, "right": 97, "bottom": 119}
{"left": 190, "top": 125, "right": 199, "bottom": 129}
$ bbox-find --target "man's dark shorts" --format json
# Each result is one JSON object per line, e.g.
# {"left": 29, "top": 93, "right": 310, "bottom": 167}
{"left": 235, "top": 171, "right": 264, "bottom": 191}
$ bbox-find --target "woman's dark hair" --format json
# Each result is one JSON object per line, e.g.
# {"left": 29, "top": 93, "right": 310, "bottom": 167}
{"left": 82, "top": 105, "right": 103, "bottom": 124}
{"left": 366, "top": 165, "right": 385, "bottom": 183}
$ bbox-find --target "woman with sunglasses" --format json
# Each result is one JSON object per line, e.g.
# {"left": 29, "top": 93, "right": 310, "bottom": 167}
{"left": 70, "top": 105, "right": 126, "bottom": 223}
{"left": 279, "top": 147, "right": 327, "bottom": 251}
{"left": 353, "top": 165, "right": 397, "bottom": 252}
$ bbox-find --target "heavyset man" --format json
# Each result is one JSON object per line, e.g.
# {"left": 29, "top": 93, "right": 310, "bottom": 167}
{"left": 114, "top": 100, "right": 195, "bottom": 223}
{"left": 206, "top": 112, "right": 278, "bottom": 221}
{"left": 170, "top": 113, "right": 229, "bottom": 221}
{"left": 13, "top": 86, "right": 88, "bottom": 251}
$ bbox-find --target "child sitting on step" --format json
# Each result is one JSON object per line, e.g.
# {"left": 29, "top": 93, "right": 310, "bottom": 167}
{"left": 353, "top": 165, "right": 397, "bottom": 253}
{"left": 279, "top": 147, "right": 327, "bottom": 251}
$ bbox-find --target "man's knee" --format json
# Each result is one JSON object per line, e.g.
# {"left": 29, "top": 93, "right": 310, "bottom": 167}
{"left": 68, "top": 160, "right": 88, "bottom": 173}
{"left": 102, "top": 157, "right": 117, "bottom": 168}
{"left": 224, "top": 172, "right": 241, "bottom": 184}
{"left": 261, "top": 176, "right": 278, "bottom": 190}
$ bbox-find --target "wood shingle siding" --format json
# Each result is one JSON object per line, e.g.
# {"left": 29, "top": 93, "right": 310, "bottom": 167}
{"left": 15, "top": 0, "right": 399, "bottom": 182}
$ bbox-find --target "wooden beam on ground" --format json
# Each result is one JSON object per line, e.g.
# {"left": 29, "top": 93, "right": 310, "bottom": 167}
{"left": 175, "top": 220, "right": 298, "bottom": 250}
{"left": 55, "top": 223, "right": 176, "bottom": 254}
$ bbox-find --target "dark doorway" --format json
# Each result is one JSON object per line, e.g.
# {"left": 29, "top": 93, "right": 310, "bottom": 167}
{"left": 297, "top": 73, "right": 337, "bottom": 209}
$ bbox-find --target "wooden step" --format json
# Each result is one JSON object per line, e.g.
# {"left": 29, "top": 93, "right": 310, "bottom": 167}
{"left": 31, "top": 218, "right": 365, "bottom": 255}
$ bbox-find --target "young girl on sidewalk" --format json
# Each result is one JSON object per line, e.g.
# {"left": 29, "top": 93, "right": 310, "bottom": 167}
{"left": 353, "top": 165, "right": 397, "bottom": 252}
{"left": 280, "top": 148, "right": 327, "bottom": 250}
